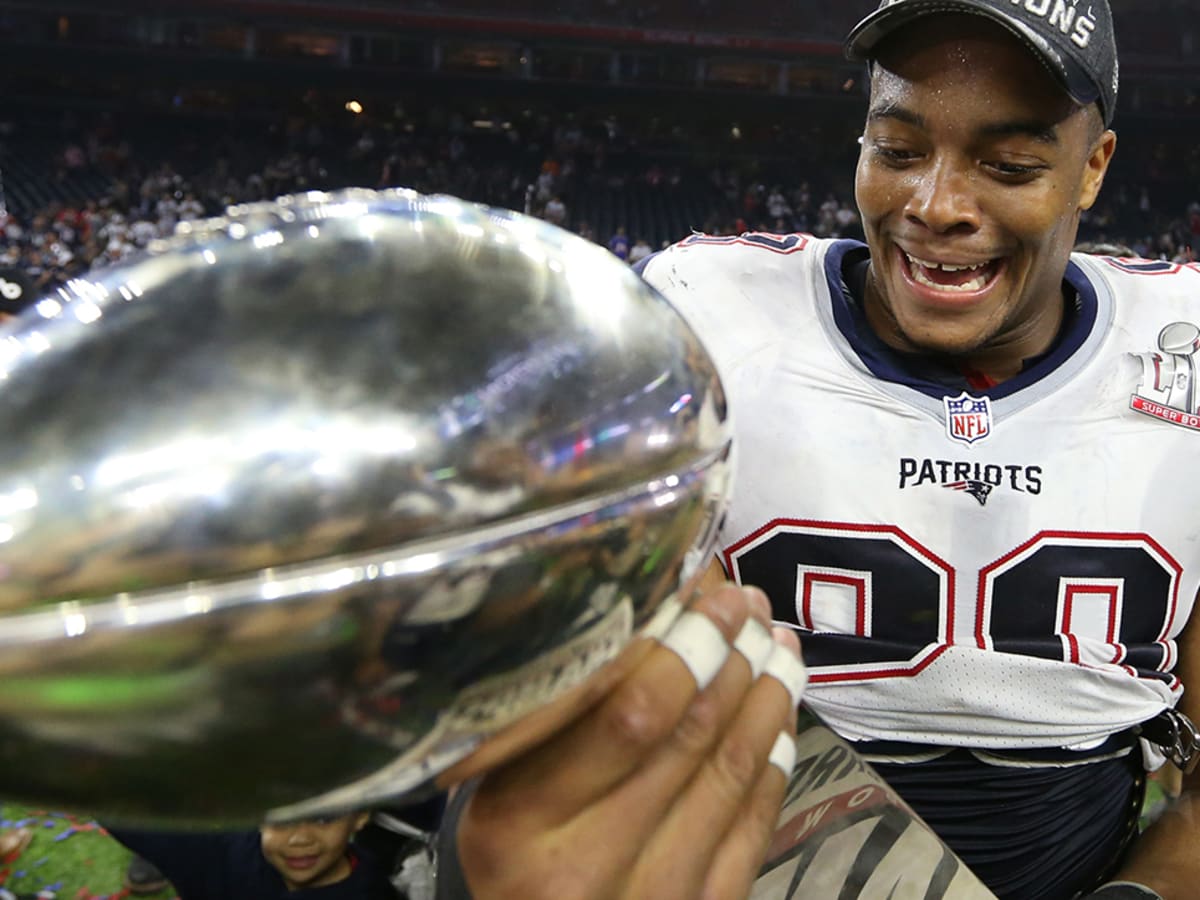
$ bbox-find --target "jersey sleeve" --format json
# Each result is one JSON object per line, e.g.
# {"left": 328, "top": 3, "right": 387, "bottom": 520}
{"left": 640, "top": 233, "right": 831, "bottom": 398}
{"left": 640, "top": 234, "right": 813, "bottom": 378}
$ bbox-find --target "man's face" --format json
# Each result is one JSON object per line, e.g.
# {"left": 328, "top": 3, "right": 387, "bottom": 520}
{"left": 854, "top": 16, "right": 1115, "bottom": 375}
{"left": 259, "top": 812, "right": 368, "bottom": 890}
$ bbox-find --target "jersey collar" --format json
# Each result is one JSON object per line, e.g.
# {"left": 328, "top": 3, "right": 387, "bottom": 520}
{"left": 821, "top": 239, "right": 1101, "bottom": 401}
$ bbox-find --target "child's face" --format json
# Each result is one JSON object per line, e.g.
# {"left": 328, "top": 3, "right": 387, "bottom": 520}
{"left": 259, "top": 812, "right": 369, "bottom": 890}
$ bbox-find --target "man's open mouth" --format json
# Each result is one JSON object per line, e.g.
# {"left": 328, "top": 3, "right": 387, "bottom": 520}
{"left": 901, "top": 250, "right": 1003, "bottom": 293}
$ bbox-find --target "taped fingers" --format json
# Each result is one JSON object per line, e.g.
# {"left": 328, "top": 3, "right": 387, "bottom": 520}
{"left": 761, "top": 638, "right": 808, "bottom": 709}
{"left": 454, "top": 586, "right": 784, "bottom": 900}
{"left": 521, "top": 638, "right": 764, "bottom": 900}
{"left": 733, "top": 618, "right": 774, "bottom": 679}
{"left": 475, "top": 584, "right": 758, "bottom": 819}
{"left": 600, "top": 584, "right": 773, "bottom": 785}
{"left": 767, "top": 730, "right": 798, "bottom": 777}
{"left": 660, "top": 610, "right": 730, "bottom": 691}
{"left": 623, "top": 633, "right": 802, "bottom": 898}
{"left": 576, "top": 607, "right": 764, "bottom": 843}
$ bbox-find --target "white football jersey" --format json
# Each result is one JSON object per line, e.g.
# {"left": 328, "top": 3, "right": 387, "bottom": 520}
{"left": 643, "top": 234, "right": 1200, "bottom": 752}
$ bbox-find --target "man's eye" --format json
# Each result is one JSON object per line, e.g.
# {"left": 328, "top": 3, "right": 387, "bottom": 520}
{"left": 872, "top": 146, "right": 919, "bottom": 164}
{"left": 987, "top": 161, "right": 1044, "bottom": 178}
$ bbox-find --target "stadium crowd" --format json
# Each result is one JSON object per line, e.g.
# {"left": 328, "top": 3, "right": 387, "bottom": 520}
{"left": 4, "top": 98, "right": 1200, "bottom": 313}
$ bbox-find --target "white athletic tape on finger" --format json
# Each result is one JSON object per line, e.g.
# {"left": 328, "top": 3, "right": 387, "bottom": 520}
{"left": 641, "top": 595, "right": 683, "bottom": 641}
{"left": 659, "top": 610, "right": 730, "bottom": 691}
{"left": 733, "top": 618, "right": 774, "bottom": 679}
{"left": 768, "top": 731, "right": 798, "bottom": 776}
{"left": 762, "top": 644, "right": 807, "bottom": 708}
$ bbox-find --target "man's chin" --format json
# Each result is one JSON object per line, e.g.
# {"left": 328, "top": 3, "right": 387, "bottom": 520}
{"left": 885, "top": 312, "right": 1005, "bottom": 363}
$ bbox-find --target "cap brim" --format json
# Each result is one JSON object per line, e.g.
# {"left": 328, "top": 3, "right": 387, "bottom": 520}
{"left": 844, "top": 1, "right": 1101, "bottom": 107}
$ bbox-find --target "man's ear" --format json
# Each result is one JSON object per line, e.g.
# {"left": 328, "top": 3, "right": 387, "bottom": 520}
{"left": 1080, "top": 129, "right": 1117, "bottom": 212}
{"left": 352, "top": 811, "right": 371, "bottom": 833}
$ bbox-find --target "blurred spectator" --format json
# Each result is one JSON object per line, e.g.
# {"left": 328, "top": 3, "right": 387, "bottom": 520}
{"left": 542, "top": 194, "right": 567, "bottom": 227}
{"left": 766, "top": 186, "right": 792, "bottom": 226}
{"left": 608, "top": 224, "right": 630, "bottom": 260}
{"left": 628, "top": 236, "right": 653, "bottom": 264}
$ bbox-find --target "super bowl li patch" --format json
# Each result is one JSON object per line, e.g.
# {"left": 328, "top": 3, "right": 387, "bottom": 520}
{"left": 1129, "top": 322, "right": 1200, "bottom": 431}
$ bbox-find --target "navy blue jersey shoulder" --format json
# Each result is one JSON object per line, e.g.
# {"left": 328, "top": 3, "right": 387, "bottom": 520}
{"left": 822, "top": 239, "right": 1100, "bottom": 400}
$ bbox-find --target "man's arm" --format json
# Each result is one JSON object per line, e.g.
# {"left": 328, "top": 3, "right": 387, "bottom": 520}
{"left": 1096, "top": 594, "right": 1200, "bottom": 898}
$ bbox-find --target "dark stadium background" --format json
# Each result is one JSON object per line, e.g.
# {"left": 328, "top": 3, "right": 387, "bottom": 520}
{"left": 0, "top": 0, "right": 1197, "bottom": 896}
{"left": 3, "top": 0, "right": 1200, "bottom": 307}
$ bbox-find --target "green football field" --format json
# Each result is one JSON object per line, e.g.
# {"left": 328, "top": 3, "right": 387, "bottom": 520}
{"left": 0, "top": 805, "right": 175, "bottom": 899}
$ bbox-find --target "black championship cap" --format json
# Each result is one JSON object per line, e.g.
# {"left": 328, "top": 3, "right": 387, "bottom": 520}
{"left": 845, "top": 0, "right": 1119, "bottom": 127}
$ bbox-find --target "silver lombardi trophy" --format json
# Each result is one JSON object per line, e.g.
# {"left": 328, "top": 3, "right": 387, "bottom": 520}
{"left": 0, "top": 189, "right": 732, "bottom": 824}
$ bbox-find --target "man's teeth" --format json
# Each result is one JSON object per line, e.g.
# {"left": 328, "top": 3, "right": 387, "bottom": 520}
{"left": 905, "top": 252, "right": 989, "bottom": 273}
{"left": 905, "top": 252, "right": 992, "bottom": 292}
{"left": 911, "top": 268, "right": 989, "bottom": 292}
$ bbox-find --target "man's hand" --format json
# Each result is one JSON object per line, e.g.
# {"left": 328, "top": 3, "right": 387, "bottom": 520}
{"left": 451, "top": 583, "right": 804, "bottom": 900}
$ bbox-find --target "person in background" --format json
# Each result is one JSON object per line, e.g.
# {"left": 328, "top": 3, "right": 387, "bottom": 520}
{"left": 109, "top": 811, "right": 396, "bottom": 899}
{"left": 607, "top": 225, "right": 630, "bottom": 260}
{"left": 627, "top": 236, "right": 653, "bottom": 265}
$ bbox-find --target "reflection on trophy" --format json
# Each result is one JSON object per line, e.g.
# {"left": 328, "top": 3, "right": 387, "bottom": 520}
{"left": 0, "top": 189, "right": 731, "bottom": 824}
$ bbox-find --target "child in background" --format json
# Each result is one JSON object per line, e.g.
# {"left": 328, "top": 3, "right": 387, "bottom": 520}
{"left": 109, "top": 812, "right": 396, "bottom": 899}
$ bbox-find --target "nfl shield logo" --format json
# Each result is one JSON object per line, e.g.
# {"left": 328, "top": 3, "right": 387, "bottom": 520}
{"left": 944, "top": 392, "right": 993, "bottom": 446}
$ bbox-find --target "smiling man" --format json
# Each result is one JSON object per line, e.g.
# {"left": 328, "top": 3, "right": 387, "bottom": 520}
{"left": 853, "top": 11, "right": 1115, "bottom": 383}
{"left": 430, "top": 2, "right": 1200, "bottom": 897}
{"left": 629, "top": 1, "right": 1200, "bottom": 898}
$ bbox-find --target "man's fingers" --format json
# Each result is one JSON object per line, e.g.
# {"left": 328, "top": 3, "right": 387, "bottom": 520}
{"left": 471, "top": 584, "right": 762, "bottom": 819}
{"left": 659, "top": 607, "right": 735, "bottom": 691}
{"left": 453, "top": 585, "right": 798, "bottom": 900}
{"left": 566, "top": 612, "right": 765, "bottom": 853}
{"left": 734, "top": 617, "right": 775, "bottom": 678}
{"left": 762, "top": 633, "right": 807, "bottom": 709}
{"left": 700, "top": 734, "right": 797, "bottom": 900}
{"left": 621, "top": 632, "right": 804, "bottom": 897}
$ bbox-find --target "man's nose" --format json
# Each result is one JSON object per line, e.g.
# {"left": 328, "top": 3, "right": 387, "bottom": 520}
{"left": 904, "top": 158, "right": 981, "bottom": 235}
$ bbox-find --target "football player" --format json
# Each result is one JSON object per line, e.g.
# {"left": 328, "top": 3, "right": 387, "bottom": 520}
{"left": 438, "top": 1, "right": 1200, "bottom": 899}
